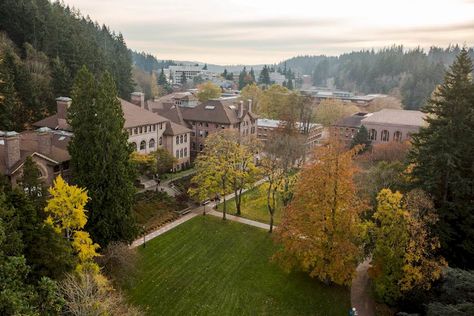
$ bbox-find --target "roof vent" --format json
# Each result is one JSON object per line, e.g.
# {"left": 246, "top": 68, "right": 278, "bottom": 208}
{"left": 205, "top": 105, "right": 215, "bottom": 110}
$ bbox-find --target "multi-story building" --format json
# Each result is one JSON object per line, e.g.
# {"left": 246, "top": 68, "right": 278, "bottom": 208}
{"left": 33, "top": 93, "right": 192, "bottom": 172}
{"left": 147, "top": 95, "right": 258, "bottom": 158}
{"left": 257, "top": 118, "right": 324, "bottom": 149}
{"left": 331, "top": 112, "right": 372, "bottom": 145}
{"left": 169, "top": 65, "right": 206, "bottom": 85}
{"left": 361, "top": 109, "right": 426, "bottom": 145}
{"left": 0, "top": 128, "right": 72, "bottom": 187}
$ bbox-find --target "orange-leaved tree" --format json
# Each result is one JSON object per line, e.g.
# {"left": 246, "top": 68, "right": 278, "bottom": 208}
{"left": 274, "top": 140, "right": 366, "bottom": 285}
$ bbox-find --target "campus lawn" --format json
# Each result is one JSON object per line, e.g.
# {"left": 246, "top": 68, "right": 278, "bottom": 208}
{"left": 216, "top": 186, "right": 283, "bottom": 225}
{"left": 125, "top": 216, "right": 350, "bottom": 315}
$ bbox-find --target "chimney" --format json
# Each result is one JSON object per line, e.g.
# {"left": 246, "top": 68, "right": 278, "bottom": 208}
{"left": 56, "top": 97, "right": 72, "bottom": 120}
{"left": 37, "top": 127, "right": 52, "bottom": 155}
{"left": 131, "top": 92, "right": 145, "bottom": 108}
{"left": 239, "top": 100, "right": 244, "bottom": 118}
{"left": 2, "top": 131, "right": 21, "bottom": 170}
{"left": 57, "top": 97, "right": 72, "bottom": 129}
{"left": 247, "top": 99, "right": 252, "bottom": 113}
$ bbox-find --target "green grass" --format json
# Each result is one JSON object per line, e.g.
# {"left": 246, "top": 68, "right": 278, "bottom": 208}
{"left": 216, "top": 186, "right": 283, "bottom": 225}
{"left": 125, "top": 216, "right": 350, "bottom": 315}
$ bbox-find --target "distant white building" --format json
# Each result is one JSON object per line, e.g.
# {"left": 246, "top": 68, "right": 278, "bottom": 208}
{"left": 169, "top": 65, "right": 206, "bottom": 85}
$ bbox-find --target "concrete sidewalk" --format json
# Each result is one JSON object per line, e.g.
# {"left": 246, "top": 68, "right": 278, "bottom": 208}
{"left": 206, "top": 210, "right": 272, "bottom": 230}
{"left": 130, "top": 212, "right": 198, "bottom": 248}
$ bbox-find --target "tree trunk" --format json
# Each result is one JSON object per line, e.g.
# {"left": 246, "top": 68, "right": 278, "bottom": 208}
{"left": 223, "top": 179, "right": 227, "bottom": 220}
{"left": 269, "top": 213, "right": 274, "bottom": 233}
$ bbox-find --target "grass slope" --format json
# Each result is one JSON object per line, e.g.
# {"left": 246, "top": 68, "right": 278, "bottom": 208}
{"left": 216, "top": 186, "right": 283, "bottom": 225}
{"left": 126, "top": 216, "right": 349, "bottom": 315}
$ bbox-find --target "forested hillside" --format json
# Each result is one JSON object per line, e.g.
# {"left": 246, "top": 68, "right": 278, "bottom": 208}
{"left": 0, "top": 0, "right": 134, "bottom": 131}
{"left": 278, "top": 46, "right": 474, "bottom": 109}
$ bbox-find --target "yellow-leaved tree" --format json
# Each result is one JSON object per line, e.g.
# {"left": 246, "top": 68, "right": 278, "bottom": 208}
{"left": 369, "top": 188, "right": 446, "bottom": 304}
{"left": 45, "top": 175, "right": 100, "bottom": 273}
{"left": 274, "top": 140, "right": 366, "bottom": 285}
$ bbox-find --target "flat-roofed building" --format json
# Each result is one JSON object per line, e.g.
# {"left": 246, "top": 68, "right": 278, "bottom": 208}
{"left": 257, "top": 118, "right": 324, "bottom": 149}
{"left": 361, "top": 109, "right": 426, "bottom": 144}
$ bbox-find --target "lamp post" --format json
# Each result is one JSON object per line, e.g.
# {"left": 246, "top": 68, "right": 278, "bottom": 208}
{"left": 142, "top": 225, "right": 146, "bottom": 248}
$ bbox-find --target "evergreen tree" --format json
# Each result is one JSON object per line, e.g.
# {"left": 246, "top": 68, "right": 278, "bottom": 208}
{"left": 350, "top": 125, "right": 371, "bottom": 151}
{"left": 50, "top": 57, "right": 72, "bottom": 97}
{"left": 68, "top": 67, "right": 138, "bottom": 246}
{"left": 410, "top": 49, "right": 474, "bottom": 268}
{"left": 238, "top": 67, "right": 248, "bottom": 90}
{"left": 180, "top": 71, "right": 187, "bottom": 86}
{"left": 19, "top": 157, "right": 45, "bottom": 202}
{"left": 286, "top": 78, "right": 294, "bottom": 90}
{"left": 157, "top": 68, "right": 168, "bottom": 86}
{"left": 0, "top": 52, "right": 24, "bottom": 131}
{"left": 258, "top": 65, "right": 271, "bottom": 85}
{"left": 222, "top": 69, "right": 228, "bottom": 79}
{"left": 202, "top": 64, "right": 208, "bottom": 70}
{"left": 249, "top": 68, "right": 256, "bottom": 82}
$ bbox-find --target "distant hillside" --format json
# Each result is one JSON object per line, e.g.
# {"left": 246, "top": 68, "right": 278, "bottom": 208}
{"left": 131, "top": 50, "right": 264, "bottom": 74}
{"left": 0, "top": 0, "right": 134, "bottom": 131}
{"left": 276, "top": 45, "right": 474, "bottom": 109}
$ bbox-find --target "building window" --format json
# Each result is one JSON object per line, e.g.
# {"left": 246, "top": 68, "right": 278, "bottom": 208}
{"left": 149, "top": 139, "right": 155, "bottom": 148}
{"left": 134, "top": 128, "right": 138, "bottom": 134}
{"left": 215, "top": 124, "right": 219, "bottom": 128}
{"left": 159, "top": 123, "right": 163, "bottom": 129}
{"left": 176, "top": 136, "right": 179, "bottom": 144}
{"left": 180, "top": 148, "right": 183, "bottom": 158}
{"left": 159, "top": 137, "right": 162, "bottom": 145}
{"left": 176, "top": 150, "right": 179, "bottom": 158}
{"left": 131, "top": 142, "right": 137, "bottom": 151}
{"left": 369, "top": 129, "right": 377, "bottom": 141}
{"left": 205, "top": 123, "right": 209, "bottom": 127}
{"left": 381, "top": 130, "right": 390, "bottom": 142}
{"left": 184, "top": 148, "right": 187, "bottom": 157}
{"left": 180, "top": 135, "right": 183, "bottom": 143}
{"left": 153, "top": 124, "right": 156, "bottom": 131}
{"left": 140, "top": 140, "right": 146, "bottom": 150}
{"left": 393, "top": 131, "right": 402, "bottom": 142}
{"left": 184, "top": 134, "right": 187, "bottom": 142}
{"left": 192, "top": 142, "right": 196, "bottom": 150}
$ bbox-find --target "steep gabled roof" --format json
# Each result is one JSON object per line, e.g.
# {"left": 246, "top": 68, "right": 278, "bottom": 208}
{"left": 120, "top": 99, "right": 168, "bottom": 128}
{"left": 163, "top": 121, "right": 191, "bottom": 136}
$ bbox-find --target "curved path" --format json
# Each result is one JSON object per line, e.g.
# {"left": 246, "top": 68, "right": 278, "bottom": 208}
{"left": 351, "top": 259, "right": 376, "bottom": 316}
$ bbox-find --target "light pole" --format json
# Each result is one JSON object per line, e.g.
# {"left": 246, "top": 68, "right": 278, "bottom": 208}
{"left": 142, "top": 225, "right": 146, "bottom": 248}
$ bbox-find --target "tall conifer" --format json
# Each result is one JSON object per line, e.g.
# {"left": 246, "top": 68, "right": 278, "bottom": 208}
{"left": 68, "top": 67, "right": 137, "bottom": 246}
{"left": 410, "top": 49, "right": 474, "bottom": 268}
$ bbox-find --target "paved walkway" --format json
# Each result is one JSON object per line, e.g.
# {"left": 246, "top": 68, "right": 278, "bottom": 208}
{"left": 206, "top": 210, "right": 272, "bottom": 230}
{"left": 130, "top": 212, "right": 198, "bottom": 248}
{"left": 351, "top": 259, "right": 376, "bottom": 316}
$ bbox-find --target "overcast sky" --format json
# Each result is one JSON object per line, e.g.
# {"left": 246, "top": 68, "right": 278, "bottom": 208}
{"left": 64, "top": 0, "right": 474, "bottom": 65}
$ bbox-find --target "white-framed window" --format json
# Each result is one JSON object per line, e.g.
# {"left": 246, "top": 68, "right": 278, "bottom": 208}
{"left": 140, "top": 140, "right": 146, "bottom": 150}
{"left": 381, "top": 130, "right": 390, "bottom": 142}
{"left": 149, "top": 139, "right": 155, "bottom": 148}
